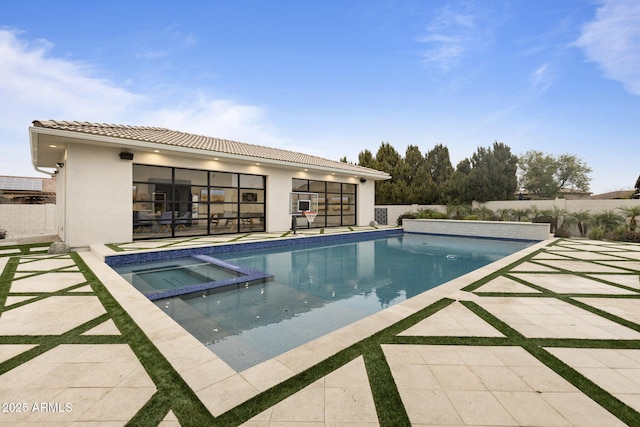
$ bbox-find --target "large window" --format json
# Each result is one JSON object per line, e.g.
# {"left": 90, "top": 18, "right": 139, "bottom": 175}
{"left": 292, "top": 179, "right": 357, "bottom": 228}
{"left": 133, "top": 165, "right": 265, "bottom": 239}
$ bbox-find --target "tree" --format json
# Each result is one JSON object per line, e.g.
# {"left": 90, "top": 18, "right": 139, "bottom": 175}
{"left": 565, "top": 209, "right": 591, "bottom": 237}
{"left": 401, "top": 145, "right": 433, "bottom": 204}
{"left": 518, "top": 151, "right": 592, "bottom": 198}
{"left": 357, "top": 149, "right": 376, "bottom": 169}
{"left": 425, "top": 144, "right": 454, "bottom": 204}
{"left": 372, "top": 142, "right": 403, "bottom": 204}
{"left": 447, "top": 142, "right": 518, "bottom": 203}
{"left": 618, "top": 205, "right": 640, "bottom": 232}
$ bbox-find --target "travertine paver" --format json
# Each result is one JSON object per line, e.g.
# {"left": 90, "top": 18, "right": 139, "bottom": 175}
{"left": 10, "top": 272, "right": 86, "bottom": 292}
{"left": 244, "top": 357, "right": 377, "bottom": 425}
{"left": 574, "top": 297, "right": 640, "bottom": 324}
{"left": 533, "top": 259, "right": 629, "bottom": 273}
{"left": 474, "top": 276, "right": 543, "bottom": 293}
{"left": 0, "top": 296, "right": 106, "bottom": 335}
{"left": 0, "top": 344, "right": 156, "bottom": 424}
{"left": 510, "top": 273, "right": 637, "bottom": 294}
{"left": 384, "top": 344, "right": 626, "bottom": 426}
{"left": 398, "top": 301, "right": 505, "bottom": 337}
{"left": 474, "top": 296, "right": 640, "bottom": 339}
{"left": 548, "top": 348, "right": 640, "bottom": 413}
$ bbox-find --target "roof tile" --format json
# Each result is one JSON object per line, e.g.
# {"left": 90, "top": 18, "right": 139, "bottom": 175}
{"left": 33, "top": 120, "right": 389, "bottom": 178}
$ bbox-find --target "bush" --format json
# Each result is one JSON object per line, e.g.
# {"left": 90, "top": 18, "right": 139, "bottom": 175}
{"left": 588, "top": 226, "right": 605, "bottom": 240}
{"left": 415, "top": 208, "right": 446, "bottom": 219}
{"left": 397, "top": 212, "right": 417, "bottom": 226}
{"left": 463, "top": 215, "right": 479, "bottom": 221}
{"left": 429, "top": 212, "right": 449, "bottom": 219}
{"left": 618, "top": 231, "right": 640, "bottom": 243}
{"left": 554, "top": 227, "right": 571, "bottom": 238}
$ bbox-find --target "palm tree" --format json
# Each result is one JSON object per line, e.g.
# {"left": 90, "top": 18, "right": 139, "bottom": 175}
{"left": 565, "top": 209, "right": 591, "bottom": 237}
{"left": 592, "top": 209, "right": 625, "bottom": 233}
{"left": 618, "top": 205, "right": 640, "bottom": 232}
{"left": 472, "top": 206, "right": 495, "bottom": 220}
{"left": 447, "top": 204, "right": 471, "bottom": 219}
{"left": 495, "top": 208, "right": 512, "bottom": 221}
{"left": 511, "top": 208, "right": 531, "bottom": 222}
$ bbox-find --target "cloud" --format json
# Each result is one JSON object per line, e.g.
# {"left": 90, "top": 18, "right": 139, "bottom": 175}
{"left": 417, "top": 3, "right": 495, "bottom": 71}
{"left": 0, "top": 29, "right": 285, "bottom": 175}
{"left": 142, "top": 97, "right": 285, "bottom": 147}
{"left": 0, "top": 29, "right": 142, "bottom": 125}
{"left": 529, "top": 63, "right": 553, "bottom": 96}
{"left": 575, "top": 0, "right": 640, "bottom": 95}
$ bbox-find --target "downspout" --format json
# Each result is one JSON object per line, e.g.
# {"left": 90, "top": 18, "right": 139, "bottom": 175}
{"left": 34, "top": 166, "right": 57, "bottom": 176}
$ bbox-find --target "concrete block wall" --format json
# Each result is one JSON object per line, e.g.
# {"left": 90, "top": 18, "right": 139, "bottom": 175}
{"left": 0, "top": 204, "right": 56, "bottom": 238}
{"left": 378, "top": 199, "right": 640, "bottom": 236}
{"left": 403, "top": 219, "right": 552, "bottom": 241}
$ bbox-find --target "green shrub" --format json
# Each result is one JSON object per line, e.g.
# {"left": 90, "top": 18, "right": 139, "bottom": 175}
{"left": 588, "top": 226, "right": 605, "bottom": 240}
{"left": 618, "top": 231, "right": 640, "bottom": 243}
{"left": 397, "top": 212, "right": 417, "bottom": 225}
{"left": 429, "top": 212, "right": 449, "bottom": 219}
{"left": 554, "top": 227, "right": 571, "bottom": 238}
{"left": 463, "top": 215, "right": 479, "bottom": 221}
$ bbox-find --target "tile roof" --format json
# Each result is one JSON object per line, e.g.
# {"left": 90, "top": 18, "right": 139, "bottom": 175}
{"left": 32, "top": 120, "right": 390, "bottom": 178}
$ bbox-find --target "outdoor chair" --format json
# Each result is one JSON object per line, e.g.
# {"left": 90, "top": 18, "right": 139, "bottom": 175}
{"left": 175, "top": 211, "right": 192, "bottom": 231}
{"left": 158, "top": 211, "right": 172, "bottom": 233}
{"left": 134, "top": 211, "right": 153, "bottom": 233}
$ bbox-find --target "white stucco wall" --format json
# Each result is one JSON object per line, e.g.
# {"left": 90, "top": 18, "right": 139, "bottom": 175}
{"left": 403, "top": 219, "right": 552, "bottom": 241}
{"left": 54, "top": 146, "right": 377, "bottom": 247}
{"left": 64, "top": 144, "right": 133, "bottom": 248}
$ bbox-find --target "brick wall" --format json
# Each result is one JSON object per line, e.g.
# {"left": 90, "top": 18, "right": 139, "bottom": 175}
{"left": 0, "top": 204, "right": 56, "bottom": 238}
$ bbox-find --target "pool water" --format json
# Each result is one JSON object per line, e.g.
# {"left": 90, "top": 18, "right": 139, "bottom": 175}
{"left": 152, "top": 233, "right": 532, "bottom": 371}
{"left": 115, "top": 258, "right": 244, "bottom": 296}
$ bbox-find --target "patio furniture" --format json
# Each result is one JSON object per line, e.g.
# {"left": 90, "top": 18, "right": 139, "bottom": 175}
{"left": 158, "top": 212, "right": 172, "bottom": 233}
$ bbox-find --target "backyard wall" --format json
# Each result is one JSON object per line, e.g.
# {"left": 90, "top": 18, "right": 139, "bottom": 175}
{"left": 0, "top": 204, "right": 56, "bottom": 238}
{"left": 378, "top": 199, "right": 640, "bottom": 231}
{"left": 403, "top": 219, "right": 551, "bottom": 241}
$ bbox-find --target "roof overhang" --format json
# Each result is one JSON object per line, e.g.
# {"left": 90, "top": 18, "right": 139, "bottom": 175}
{"left": 30, "top": 126, "right": 391, "bottom": 180}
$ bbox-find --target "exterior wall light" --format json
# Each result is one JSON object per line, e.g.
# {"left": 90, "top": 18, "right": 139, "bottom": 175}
{"left": 119, "top": 152, "right": 134, "bottom": 160}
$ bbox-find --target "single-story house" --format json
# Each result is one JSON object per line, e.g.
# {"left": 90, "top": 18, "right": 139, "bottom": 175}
{"left": 29, "top": 120, "right": 390, "bottom": 248}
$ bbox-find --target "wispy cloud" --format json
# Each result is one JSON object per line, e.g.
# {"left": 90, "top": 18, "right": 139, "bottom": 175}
{"left": 416, "top": 3, "right": 495, "bottom": 71}
{"left": 575, "top": 0, "right": 640, "bottom": 95}
{"left": 0, "top": 29, "right": 285, "bottom": 175}
{"left": 529, "top": 63, "right": 554, "bottom": 96}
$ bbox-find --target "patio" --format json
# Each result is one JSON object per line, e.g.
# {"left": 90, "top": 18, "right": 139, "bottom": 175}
{"left": 1, "top": 228, "right": 639, "bottom": 425}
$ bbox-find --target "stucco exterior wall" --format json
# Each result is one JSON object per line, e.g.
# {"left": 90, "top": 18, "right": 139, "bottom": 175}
{"left": 403, "top": 219, "right": 551, "bottom": 241}
{"left": 64, "top": 143, "right": 133, "bottom": 248}
{"left": 52, "top": 146, "right": 375, "bottom": 248}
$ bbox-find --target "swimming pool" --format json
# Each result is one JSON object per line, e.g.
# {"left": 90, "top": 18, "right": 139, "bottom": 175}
{"left": 112, "top": 232, "right": 533, "bottom": 371}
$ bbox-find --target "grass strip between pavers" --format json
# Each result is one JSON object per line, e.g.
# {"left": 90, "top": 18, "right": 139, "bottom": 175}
{"left": 461, "top": 300, "right": 640, "bottom": 426}
{"left": 0, "top": 257, "right": 19, "bottom": 313}
{"left": 0, "top": 242, "right": 50, "bottom": 257}
{"left": 0, "top": 312, "right": 120, "bottom": 375}
{"left": 214, "top": 297, "right": 455, "bottom": 425}
{"left": 70, "top": 253, "right": 216, "bottom": 426}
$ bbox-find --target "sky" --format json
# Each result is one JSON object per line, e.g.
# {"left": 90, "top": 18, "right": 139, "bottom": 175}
{"left": 1, "top": 0, "right": 639, "bottom": 194}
